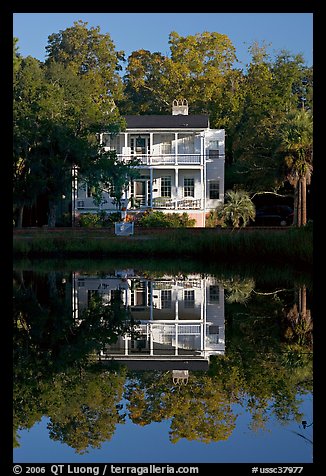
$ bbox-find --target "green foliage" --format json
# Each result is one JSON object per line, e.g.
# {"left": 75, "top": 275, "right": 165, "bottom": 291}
{"left": 226, "top": 46, "right": 312, "bottom": 193}
{"left": 278, "top": 109, "right": 313, "bottom": 181}
{"left": 217, "top": 190, "right": 256, "bottom": 228}
{"left": 13, "top": 265, "right": 312, "bottom": 449}
{"left": 205, "top": 209, "right": 225, "bottom": 228}
{"left": 138, "top": 211, "right": 196, "bottom": 228}
{"left": 79, "top": 213, "right": 102, "bottom": 228}
{"left": 13, "top": 226, "right": 313, "bottom": 268}
{"left": 85, "top": 150, "right": 141, "bottom": 210}
{"left": 45, "top": 20, "right": 125, "bottom": 109}
{"left": 121, "top": 31, "right": 238, "bottom": 115}
{"left": 13, "top": 22, "right": 129, "bottom": 228}
{"left": 14, "top": 24, "right": 313, "bottom": 228}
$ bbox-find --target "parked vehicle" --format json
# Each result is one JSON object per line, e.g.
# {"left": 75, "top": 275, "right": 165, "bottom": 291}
{"left": 254, "top": 205, "right": 294, "bottom": 226}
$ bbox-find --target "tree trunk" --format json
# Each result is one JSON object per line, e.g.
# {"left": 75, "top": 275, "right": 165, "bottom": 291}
{"left": 293, "top": 184, "right": 298, "bottom": 226}
{"left": 16, "top": 205, "right": 24, "bottom": 228}
{"left": 300, "top": 285, "right": 307, "bottom": 319}
{"left": 48, "top": 201, "right": 57, "bottom": 228}
{"left": 297, "top": 180, "right": 302, "bottom": 227}
{"left": 301, "top": 176, "right": 307, "bottom": 225}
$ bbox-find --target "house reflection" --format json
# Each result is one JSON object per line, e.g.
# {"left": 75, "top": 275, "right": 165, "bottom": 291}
{"left": 73, "top": 270, "right": 225, "bottom": 371}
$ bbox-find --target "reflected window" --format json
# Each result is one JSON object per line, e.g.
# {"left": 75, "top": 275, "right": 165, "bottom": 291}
{"left": 161, "top": 290, "right": 172, "bottom": 309}
{"left": 184, "top": 290, "right": 195, "bottom": 308}
{"left": 209, "top": 285, "right": 220, "bottom": 303}
{"left": 87, "top": 290, "right": 99, "bottom": 303}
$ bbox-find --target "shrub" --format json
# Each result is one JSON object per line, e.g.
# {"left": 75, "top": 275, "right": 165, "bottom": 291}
{"left": 205, "top": 210, "right": 226, "bottom": 228}
{"left": 217, "top": 190, "right": 255, "bottom": 228}
{"left": 138, "top": 211, "right": 196, "bottom": 228}
{"left": 79, "top": 213, "right": 102, "bottom": 228}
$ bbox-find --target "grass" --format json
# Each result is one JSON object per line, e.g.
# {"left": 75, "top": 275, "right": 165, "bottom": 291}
{"left": 13, "top": 226, "right": 312, "bottom": 270}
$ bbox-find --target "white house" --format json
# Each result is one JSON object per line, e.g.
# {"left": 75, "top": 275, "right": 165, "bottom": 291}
{"left": 72, "top": 269, "right": 225, "bottom": 370}
{"left": 74, "top": 99, "right": 225, "bottom": 227}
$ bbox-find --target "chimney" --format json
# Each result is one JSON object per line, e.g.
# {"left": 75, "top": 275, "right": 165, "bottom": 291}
{"left": 172, "top": 98, "right": 188, "bottom": 115}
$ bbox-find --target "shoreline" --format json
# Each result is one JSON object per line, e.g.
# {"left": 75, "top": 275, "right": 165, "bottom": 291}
{"left": 13, "top": 226, "right": 313, "bottom": 269}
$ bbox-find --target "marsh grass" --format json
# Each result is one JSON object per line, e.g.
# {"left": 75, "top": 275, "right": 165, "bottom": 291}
{"left": 13, "top": 226, "right": 312, "bottom": 269}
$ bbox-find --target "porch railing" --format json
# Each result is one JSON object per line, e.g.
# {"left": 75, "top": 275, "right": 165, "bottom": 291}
{"left": 117, "top": 154, "right": 202, "bottom": 166}
{"left": 152, "top": 197, "right": 201, "bottom": 210}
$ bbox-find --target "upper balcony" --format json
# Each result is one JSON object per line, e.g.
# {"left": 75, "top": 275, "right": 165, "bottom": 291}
{"left": 116, "top": 154, "right": 203, "bottom": 166}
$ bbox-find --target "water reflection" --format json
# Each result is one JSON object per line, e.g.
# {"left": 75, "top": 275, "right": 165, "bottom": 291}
{"left": 73, "top": 270, "right": 225, "bottom": 369}
{"left": 13, "top": 263, "right": 313, "bottom": 460}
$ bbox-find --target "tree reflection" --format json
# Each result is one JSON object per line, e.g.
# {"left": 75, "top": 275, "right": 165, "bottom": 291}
{"left": 125, "top": 371, "right": 236, "bottom": 443}
{"left": 13, "top": 268, "right": 313, "bottom": 452}
{"left": 13, "top": 270, "right": 138, "bottom": 453}
{"left": 209, "top": 281, "right": 313, "bottom": 432}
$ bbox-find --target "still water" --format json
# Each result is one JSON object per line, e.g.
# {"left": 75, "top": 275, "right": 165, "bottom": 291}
{"left": 13, "top": 260, "right": 313, "bottom": 464}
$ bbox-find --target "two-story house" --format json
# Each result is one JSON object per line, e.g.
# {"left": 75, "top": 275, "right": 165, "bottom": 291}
{"left": 74, "top": 99, "right": 225, "bottom": 227}
{"left": 73, "top": 269, "right": 225, "bottom": 370}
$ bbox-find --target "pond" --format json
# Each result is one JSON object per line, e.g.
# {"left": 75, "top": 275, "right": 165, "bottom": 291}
{"left": 13, "top": 259, "right": 313, "bottom": 465}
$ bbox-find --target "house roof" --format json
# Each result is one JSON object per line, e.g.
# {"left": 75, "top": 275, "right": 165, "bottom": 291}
{"left": 124, "top": 114, "right": 210, "bottom": 129}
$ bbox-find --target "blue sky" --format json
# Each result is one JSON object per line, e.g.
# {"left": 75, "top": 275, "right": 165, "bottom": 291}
{"left": 13, "top": 13, "right": 313, "bottom": 70}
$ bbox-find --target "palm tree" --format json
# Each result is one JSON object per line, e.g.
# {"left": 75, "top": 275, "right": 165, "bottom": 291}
{"left": 278, "top": 110, "right": 313, "bottom": 226}
{"left": 218, "top": 189, "right": 256, "bottom": 228}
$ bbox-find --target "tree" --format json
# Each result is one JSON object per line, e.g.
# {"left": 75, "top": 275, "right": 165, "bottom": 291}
{"left": 125, "top": 371, "right": 236, "bottom": 443}
{"left": 13, "top": 37, "right": 21, "bottom": 75}
{"left": 13, "top": 22, "right": 135, "bottom": 227}
{"left": 277, "top": 109, "right": 313, "bottom": 226}
{"left": 45, "top": 20, "right": 125, "bottom": 113}
{"left": 13, "top": 269, "right": 137, "bottom": 452}
{"left": 46, "top": 367, "right": 126, "bottom": 454}
{"left": 217, "top": 190, "right": 255, "bottom": 228}
{"left": 227, "top": 44, "right": 312, "bottom": 198}
{"left": 13, "top": 55, "right": 49, "bottom": 227}
{"left": 121, "top": 31, "right": 238, "bottom": 115}
{"left": 84, "top": 149, "right": 141, "bottom": 213}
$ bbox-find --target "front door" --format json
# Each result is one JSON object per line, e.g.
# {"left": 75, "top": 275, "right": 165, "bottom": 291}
{"left": 134, "top": 180, "right": 147, "bottom": 207}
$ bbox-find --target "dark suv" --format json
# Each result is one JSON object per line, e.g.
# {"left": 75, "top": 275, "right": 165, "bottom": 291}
{"left": 254, "top": 205, "right": 294, "bottom": 226}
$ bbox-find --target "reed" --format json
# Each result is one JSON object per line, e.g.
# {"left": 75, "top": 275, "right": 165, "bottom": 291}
{"left": 13, "top": 226, "right": 312, "bottom": 268}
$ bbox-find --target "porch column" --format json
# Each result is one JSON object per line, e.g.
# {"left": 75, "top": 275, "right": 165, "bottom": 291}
{"left": 149, "top": 132, "right": 153, "bottom": 165}
{"left": 124, "top": 336, "right": 129, "bottom": 355}
{"left": 200, "top": 133, "right": 204, "bottom": 165}
{"left": 200, "top": 279, "right": 205, "bottom": 353}
{"left": 149, "top": 168, "right": 153, "bottom": 207}
{"left": 201, "top": 166, "right": 205, "bottom": 212}
{"left": 149, "top": 324, "right": 154, "bottom": 356}
{"left": 203, "top": 278, "right": 207, "bottom": 355}
{"left": 175, "top": 291, "right": 179, "bottom": 355}
{"left": 149, "top": 282, "right": 154, "bottom": 320}
{"left": 175, "top": 132, "right": 178, "bottom": 165}
{"left": 175, "top": 168, "right": 179, "bottom": 209}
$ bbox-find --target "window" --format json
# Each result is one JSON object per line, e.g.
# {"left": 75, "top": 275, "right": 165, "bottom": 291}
{"left": 161, "top": 176, "right": 172, "bottom": 197}
{"left": 209, "top": 286, "right": 220, "bottom": 303}
{"left": 109, "top": 184, "right": 116, "bottom": 198}
{"left": 184, "top": 178, "right": 194, "bottom": 197}
{"left": 161, "top": 290, "right": 172, "bottom": 309}
{"left": 87, "top": 185, "right": 95, "bottom": 197}
{"left": 184, "top": 290, "right": 195, "bottom": 308}
{"left": 88, "top": 290, "right": 99, "bottom": 303}
{"left": 209, "top": 181, "right": 220, "bottom": 199}
{"left": 209, "top": 150, "right": 219, "bottom": 158}
{"left": 131, "top": 136, "right": 150, "bottom": 155}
